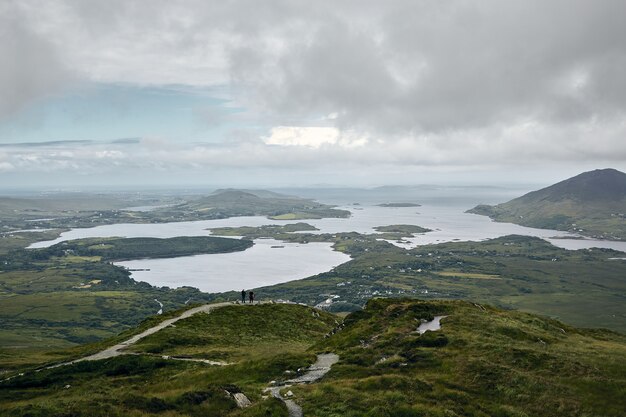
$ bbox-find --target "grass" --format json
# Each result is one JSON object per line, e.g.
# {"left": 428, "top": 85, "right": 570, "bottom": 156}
{"left": 210, "top": 222, "right": 318, "bottom": 237}
{"left": 296, "top": 298, "right": 626, "bottom": 417}
{"left": 0, "top": 256, "right": 220, "bottom": 368}
{"left": 268, "top": 212, "right": 322, "bottom": 220}
{"left": 0, "top": 235, "right": 255, "bottom": 365}
{"left": 43, "top": 236, "right": 253, "bottom": 261}
{"left": 374, "top": 224, "right": 430, "bottom": 234}
{"left": 0, "top": 303, "right": 336, "bottom": 416}
{"left": 254, "top": 234, "right": 626, "bottom": 333}
{"left": 129, "top": 304, "right": 337, "bottom": 362}
{"left": 435, "top": 271, "right": 502, "bottom": 279}
{"left": 2, "top": 299, "right": 624, "bottom": 416}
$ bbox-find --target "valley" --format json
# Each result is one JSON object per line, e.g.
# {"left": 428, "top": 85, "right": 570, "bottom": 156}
{"left": 1, "top": 181, "right": 624, "bottom": 416}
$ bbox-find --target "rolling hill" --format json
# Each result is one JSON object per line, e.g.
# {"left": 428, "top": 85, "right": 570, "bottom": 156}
{"left": 468, "top": 168, "right": 626, "bottom": 239}
{"left": 156, "top": 189, "right": 351, "bottom": 221}
{"left": 1, "top": 300, "right": 624, "bottom": 416}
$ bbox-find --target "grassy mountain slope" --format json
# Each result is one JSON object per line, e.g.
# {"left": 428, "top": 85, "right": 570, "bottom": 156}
{"left": 0, "top": 303, "right": 336, "bottom": 417}
{"left": 301, "top": 298, "right": 626, "bottom": 416}
{"left": 468, "top": 168, "right": 626, "bottom": 239}
{"left": 0, "top": 236, "right": 254, "bottom": 367}
{"left": 1, "top": 300, "right": 624, "bottom": 417}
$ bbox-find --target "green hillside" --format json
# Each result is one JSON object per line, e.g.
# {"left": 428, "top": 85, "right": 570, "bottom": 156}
{"left": 468, "top": 168, "right": 626, "bottom": 240}
{"left": 0, "top": 236, "right": 253, "bottom": 367}
{"left": 42, "top": 236, "right": 253, "bottom": 261}
{"left": 175, "top": 189, "right": 350, "bottom": 220}
{"left": 0, "top": 189, "right": 349, "bottom": 231}
{"left": 1, "top": 300, "right": 624, "bottom": 417}
{"left": 303, "top": 299, "right": 626, "bottom": 416}
{"left": 0, "top": 303, "right": 335, "bottom": 417}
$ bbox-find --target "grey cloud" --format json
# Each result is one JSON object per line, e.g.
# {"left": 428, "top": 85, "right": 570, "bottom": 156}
{"left": 11, "top": 0, "right": 626, "bottom": 134}
{"left": 3, "top": 0, "right": 626, "bottom": 177}
{"left": 227, "top": 0, "right": 626, "bottom": 134}
{"left": 0, "top": 1, "right": 74, "bottom": 120}
{"left": 0, "top": 140, "right": 92, "bottom": 148}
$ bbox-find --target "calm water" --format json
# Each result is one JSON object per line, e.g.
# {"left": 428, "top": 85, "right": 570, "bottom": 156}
{"left": 115, "top": 239, "right": 348, "bottom": 293}
{"left": 28, "top": 202, "right": 626, "bottom": 293}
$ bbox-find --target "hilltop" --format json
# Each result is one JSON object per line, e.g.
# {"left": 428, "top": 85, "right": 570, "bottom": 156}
{"left": 468, "top": 168, "right": 626, "bottom": 239}
{"left": 178, "top": 189, "right": 350, "bottom": 220}
{"left": 1, "top": 300, "right": 624, "bottom": 416}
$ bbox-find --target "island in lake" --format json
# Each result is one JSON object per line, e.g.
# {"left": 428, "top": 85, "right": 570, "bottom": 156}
{"left": 377, "top": 202, "right": 421, "bottom": 207}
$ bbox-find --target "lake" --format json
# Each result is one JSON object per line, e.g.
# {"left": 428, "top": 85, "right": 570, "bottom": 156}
{"left": 28, "top": 201, "right": 626, "bottom": 293}
{"left": 114, "top": 239, "right": 348, "bottom": 293}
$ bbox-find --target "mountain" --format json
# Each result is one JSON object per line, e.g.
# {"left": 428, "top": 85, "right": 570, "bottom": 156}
{"left": 1, "top": 300, "right": 624, "bottom": 416}
{"left": 176, "top": 189, "right": 351, "bottom": 220}
{"left": 468, "top": 168, "right": 626, "bottom": 239}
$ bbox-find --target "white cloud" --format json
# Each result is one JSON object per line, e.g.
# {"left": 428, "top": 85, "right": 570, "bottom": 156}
{"left": 263, "top": 126, "right": 367, "bottom": 149}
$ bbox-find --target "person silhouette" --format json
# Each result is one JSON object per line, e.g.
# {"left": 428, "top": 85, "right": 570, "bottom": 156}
{"left": 241, "top": 289, "right": 246, "bottom": 304}
{"left": 249, "top": 290, "right": 254, "bottom": 305}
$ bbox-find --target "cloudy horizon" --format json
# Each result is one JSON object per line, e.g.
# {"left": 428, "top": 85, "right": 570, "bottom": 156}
{"left": 2, "top": 0, "right": 626, "bottom": 189}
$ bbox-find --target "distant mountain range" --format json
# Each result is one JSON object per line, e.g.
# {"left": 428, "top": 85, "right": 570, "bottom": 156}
{"left": 468, "top": 168, "right": 626, "bottom": 240}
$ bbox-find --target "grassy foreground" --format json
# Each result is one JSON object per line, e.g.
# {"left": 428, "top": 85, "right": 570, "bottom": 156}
{"left": 300, "top": 298, "right": 626, "bottom": 416}
{"left": 1, "top": 300, "right": 624, "bottom": 416}
{"left": 0, "top": 235, "right": 253, "bottom": 368}
{"left": 0, "top": 303, "right": 335, "bottom": 417}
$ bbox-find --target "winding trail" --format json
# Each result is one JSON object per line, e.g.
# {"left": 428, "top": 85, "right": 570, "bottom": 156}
{"left": 2, "top": 299, "right": 338, "bottom": 416}
{"left": 3, "top": 301, "right": 260, "bottom": 379}
{"left": 75, "top": 301, "right": 235, "bottom": 362}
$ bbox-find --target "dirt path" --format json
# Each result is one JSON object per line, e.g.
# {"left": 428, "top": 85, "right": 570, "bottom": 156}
{"left": 76, "top": 301, "right": 235, "bottom": 362}
{"left": 40, "top": 301, "right": 267, "bottom": 372}
{"left": 266, "top": 353, "right": 339, "bottom": 417}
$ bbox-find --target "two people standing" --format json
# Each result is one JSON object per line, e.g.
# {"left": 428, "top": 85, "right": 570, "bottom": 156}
{"left": 241, "top": 289, "right": 255, "bottom": 304}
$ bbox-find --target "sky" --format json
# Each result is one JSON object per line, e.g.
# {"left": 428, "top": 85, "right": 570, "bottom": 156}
{"left": 1, "top": 0, "right": 626, "bottom": 189}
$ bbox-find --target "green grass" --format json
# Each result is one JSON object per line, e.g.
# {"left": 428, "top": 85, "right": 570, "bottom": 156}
{"left": 210, "top": 223, "right": 318, "bottom": 237}
{"left": 255, "top": 235, "right": 626, "bottom": 333}
{"left": 0, "top": 303, "right": 336, "bottom": 416}
{"left": 43, "top": 236, "right": 253, "bottom": 261}
{"left": 0, "top": 256, "right": 220, "bottom": 368}
{"left": 296, "top": 298, "right": 626, "bottom": 417}
{"left": 129, "top": 304, "right": 337, "bottom": 361}
{"left": 2, "top": 300, "right": 624, "bottom": 416}
{"left": 0, "top": 230, "right": 64, "bottom": 255}
{"left": 268, "top": 212, "right": 322, "bottom": 220}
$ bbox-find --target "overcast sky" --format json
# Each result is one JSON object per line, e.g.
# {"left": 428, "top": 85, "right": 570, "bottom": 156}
{"left": 1, "top": 0, "right": 625, "bottom": 189}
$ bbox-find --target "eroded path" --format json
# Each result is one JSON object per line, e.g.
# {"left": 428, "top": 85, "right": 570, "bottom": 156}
{"left": 266, "top": 353, "right": 339, "bottom": 417}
